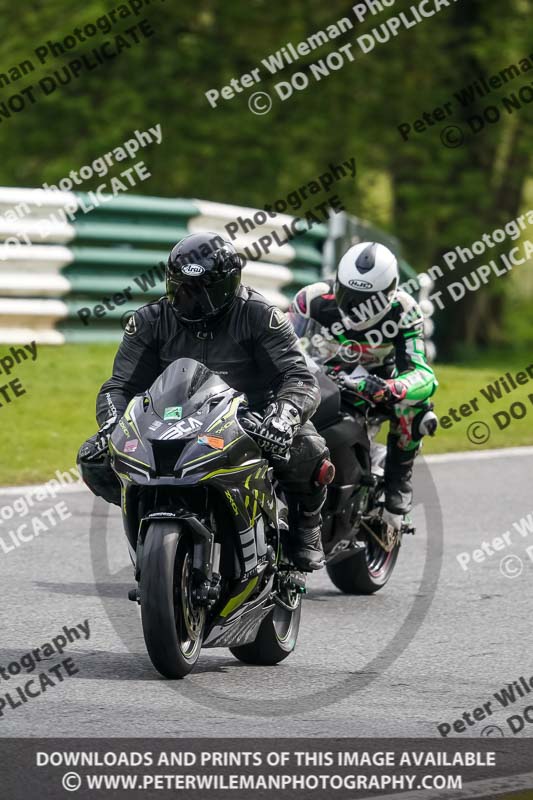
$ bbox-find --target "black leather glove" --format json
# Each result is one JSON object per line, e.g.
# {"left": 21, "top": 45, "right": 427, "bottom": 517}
{"left": 78, "top": 416, "right": 118, "bottom": 463}
{"left": 77, "top": 416, "right": 121, "bottom": 506}
{"left": 256, "top": 401, "right": 301, "bottom": 457}
{"left": 339, "top": 374, "right": 406, "bottom": 405}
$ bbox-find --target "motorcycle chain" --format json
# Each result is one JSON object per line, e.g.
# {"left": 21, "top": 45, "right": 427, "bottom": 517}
{"left": 360, "top": 518, "right": 399, "bottom": 553}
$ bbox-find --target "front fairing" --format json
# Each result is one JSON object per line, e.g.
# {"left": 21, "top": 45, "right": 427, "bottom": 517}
{"left": 109, "top": 358, "right": 282, "bottom": 581}
{"left": 109, "top": 358, "right": 262, "bottom": 487}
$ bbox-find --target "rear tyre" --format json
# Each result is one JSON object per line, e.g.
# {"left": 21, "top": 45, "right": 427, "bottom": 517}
{"left": 230, "top": 599, "right": 301, "bottom": 666}
{"left": 140, "top": 520, "right": 205, "bottom": 678}
{"left": 326, "top": 535, "right": 400, "bottom": 595}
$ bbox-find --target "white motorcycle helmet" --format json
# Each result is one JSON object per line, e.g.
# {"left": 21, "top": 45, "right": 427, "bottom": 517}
{"left": 334, "top": 241, "right": 399, "bottom": 331}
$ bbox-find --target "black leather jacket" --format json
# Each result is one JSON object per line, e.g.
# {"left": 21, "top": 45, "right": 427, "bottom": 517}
{"left": 96, "top": 286, "right": 320, "bottom": 426}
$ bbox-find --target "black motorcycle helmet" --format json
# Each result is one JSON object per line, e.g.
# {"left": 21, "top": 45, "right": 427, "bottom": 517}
{"left": 166, "top": 232, "right": 243, "bottom": 322}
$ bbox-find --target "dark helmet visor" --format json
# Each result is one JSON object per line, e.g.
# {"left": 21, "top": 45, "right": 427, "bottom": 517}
{"left": 167, "top": 269, "right": 240, "bottom": 322}
{"left": 335, "top": 276, "right": 398, "bottom": 324}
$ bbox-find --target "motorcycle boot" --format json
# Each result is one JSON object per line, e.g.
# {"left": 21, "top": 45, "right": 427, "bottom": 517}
{"left": 286, "top": 488, "right": 327, "bottom": 571}
{"left": 384, "top": 434, "right": 419, "bottom": 518}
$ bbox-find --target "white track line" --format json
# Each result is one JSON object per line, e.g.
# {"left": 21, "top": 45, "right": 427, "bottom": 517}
{"left": 424, "top": 445, "right": 533, "bottom": 464}
{"left": 0, "top": 482, "right": 89, "bottom": 496}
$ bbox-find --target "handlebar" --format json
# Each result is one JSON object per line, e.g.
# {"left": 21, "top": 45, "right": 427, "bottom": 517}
{"left": 328, "top": 376, "right": 399, "bottom": 424}
{"left": 238, "top": 410, "right": 261, "bottom": 432}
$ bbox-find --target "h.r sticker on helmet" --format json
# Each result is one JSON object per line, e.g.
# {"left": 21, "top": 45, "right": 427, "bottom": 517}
{"left": 181, "top": 264, "right": 205, "bottom": 276}
{"left": 269, "top": 308, "right": 288, "bottom": 330}
{"left": 349, "top": 279, "right": 373, "bottom": 289}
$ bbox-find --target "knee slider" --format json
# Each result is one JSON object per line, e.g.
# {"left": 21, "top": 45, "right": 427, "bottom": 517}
{"left": 412, "top": 405, "right": 438, "bottom": 439}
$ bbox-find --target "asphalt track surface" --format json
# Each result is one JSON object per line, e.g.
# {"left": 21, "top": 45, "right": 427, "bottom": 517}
{"left": 1, "top": 447, "right": 532, "bottom": 738}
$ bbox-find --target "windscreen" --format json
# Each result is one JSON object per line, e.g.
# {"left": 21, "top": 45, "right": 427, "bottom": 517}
{"left": 287, "top": 311, "right": 340, "bottom": 366}
{"left": 148, "top": 358, "right": 231, "bottom": 419}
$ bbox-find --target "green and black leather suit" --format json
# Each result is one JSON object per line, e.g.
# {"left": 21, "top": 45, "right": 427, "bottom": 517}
{"left": 291, "top": 280, "right": 438, "bottom": 451}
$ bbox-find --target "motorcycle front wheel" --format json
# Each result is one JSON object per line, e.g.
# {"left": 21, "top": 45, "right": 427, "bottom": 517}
{"left": 140, "top": 520, "right": 205, "bottom": 678}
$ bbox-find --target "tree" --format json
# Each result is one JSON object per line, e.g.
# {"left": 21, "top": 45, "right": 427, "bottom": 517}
{"left": 0, "top": 0, "right": 531, "bottom": 355}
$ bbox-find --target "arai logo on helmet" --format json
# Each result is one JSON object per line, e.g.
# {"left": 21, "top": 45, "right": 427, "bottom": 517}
{"left": 181, "top": 264, "right": 205, "bottom": 276}
{"left": 348, "top": 279, "right": 373, "bottom": 289}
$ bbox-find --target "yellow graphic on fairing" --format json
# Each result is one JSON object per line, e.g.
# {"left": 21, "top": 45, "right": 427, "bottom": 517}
{"left": 219, "top": 576, "right": 259, "bottom": 618}
{"left": 199, "top": 462, "right": 261, "bottom": 482}
{"left": 206, "top": 396, "right": 242, "bottom": 432}
{"left": 124, "top": 398, "right": 142, "bottom": 440}
{"left": 225, "top": 490, "right": 239, "bottom": 516}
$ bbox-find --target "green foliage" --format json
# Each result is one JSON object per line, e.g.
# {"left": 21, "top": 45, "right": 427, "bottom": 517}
{"left": 0, "top": 0, "right": 531, "bottom": 352}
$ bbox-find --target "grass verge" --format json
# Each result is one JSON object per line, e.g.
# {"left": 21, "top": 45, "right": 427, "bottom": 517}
{"left": 1, "top": 344, "right": 532, "bottom": 485}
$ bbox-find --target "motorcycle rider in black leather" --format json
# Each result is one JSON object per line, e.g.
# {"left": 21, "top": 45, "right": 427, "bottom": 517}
{"left": 78, "top": 232, "right": 330, "bottom": 571}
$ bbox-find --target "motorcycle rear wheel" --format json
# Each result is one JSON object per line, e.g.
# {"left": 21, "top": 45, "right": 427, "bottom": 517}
{"left": 140, "top": 520, "right": 205, "bottom": 678}
{"left": 326, "top": 532, "right": 400, "bottom": 595}
{"left": 230, "top": 596, "right": 301, "bottom": 665}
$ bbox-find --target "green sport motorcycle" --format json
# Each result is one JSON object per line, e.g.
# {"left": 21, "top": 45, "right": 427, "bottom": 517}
{"left": 109, "top": 358, "right": 305, "bottom": 679}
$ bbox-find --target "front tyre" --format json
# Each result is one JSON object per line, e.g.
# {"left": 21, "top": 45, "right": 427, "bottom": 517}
{"left": 230, "top": 598, "right": 302, "bottom": 666}
{"left": 140, "top": 521, "right": 205, "bottom": 678}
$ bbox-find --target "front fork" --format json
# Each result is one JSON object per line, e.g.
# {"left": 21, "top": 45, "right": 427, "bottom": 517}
{"left": 134, "top": 511, "right": 222, "bottom": 607}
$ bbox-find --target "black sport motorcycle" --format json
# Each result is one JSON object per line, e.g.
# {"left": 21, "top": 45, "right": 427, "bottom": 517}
{"left": 109, "top": 358, "right": 305, "bottom": 679}
{"left": 293, "top": 316, "right": 437, "bottom": 595}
